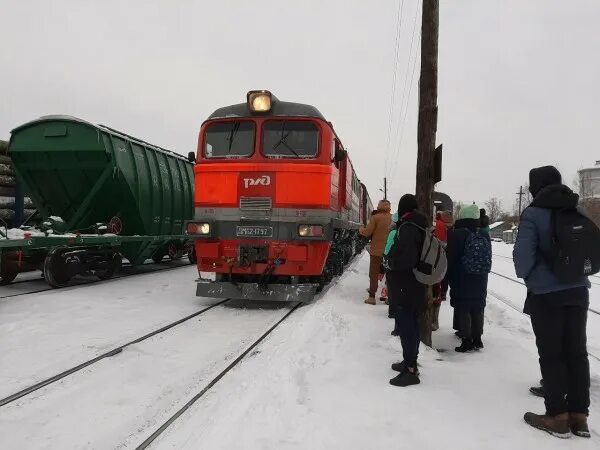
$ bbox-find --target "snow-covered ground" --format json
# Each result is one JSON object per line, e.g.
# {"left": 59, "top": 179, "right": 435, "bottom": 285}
{"left": 0, "top": 251, "right": 598, "bottom": 449}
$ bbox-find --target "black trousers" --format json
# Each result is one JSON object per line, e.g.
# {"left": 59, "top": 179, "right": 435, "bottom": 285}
{"left": 457, "top": 306, "right": 484, "bottom": 340}
{"left": 396, "top": 305, "right": 420, "bottom": 367}
{"left": 529, "top": 289, "right": 590, "bottom": 416}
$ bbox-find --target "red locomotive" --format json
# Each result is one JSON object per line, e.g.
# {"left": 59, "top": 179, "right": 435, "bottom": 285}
{"left": 186, "top": 91, "right": 373, "bottom": 301}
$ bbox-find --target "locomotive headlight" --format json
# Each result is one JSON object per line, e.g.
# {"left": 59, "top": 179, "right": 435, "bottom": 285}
{"left": 186, "top": 222, "right": 211, "bottom": 235}
{"left": 247, "top": 90, "right": 272, "bottom": 113}
{"left": 298, "top": 225, "right": 324, "bottom": 237}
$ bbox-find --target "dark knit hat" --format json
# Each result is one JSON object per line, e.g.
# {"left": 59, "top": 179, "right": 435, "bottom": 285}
{"left": 529, "top": 166, "right": 562, "bottom": 196}
{"left": 397, "top": 194, "right": 418, "bottom": 217}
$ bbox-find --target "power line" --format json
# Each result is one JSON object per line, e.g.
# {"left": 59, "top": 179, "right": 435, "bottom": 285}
{"left": 386, "top": 2, "right": 421, "bottom": 183}
{"left": 383, "top": 0, "right": 406, "bottom": 174}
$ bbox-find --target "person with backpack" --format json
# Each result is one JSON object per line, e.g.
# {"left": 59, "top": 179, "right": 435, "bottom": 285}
{"left": 360, "top": 200, "right": 392, "bottom": 305}
{"left": 446, "top": 204, "right": 491, "bottom": 352}
{"left": 385, "top": 195, "right": 427, "bottom": 386}
{"left": 514, "top": 165, "right": 595, "bottom": 439}
{"left": 385, "top": 194, "right": 446, "bottom": 386}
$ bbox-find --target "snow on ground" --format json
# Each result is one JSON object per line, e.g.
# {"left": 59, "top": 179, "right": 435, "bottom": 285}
{"left": 0, "top": 265, "right": 208, "bottom": 398}
{"left": 0, "top": 251, "right": 599, "bottom": 449}
{"left": 0, "top": 302, "right": 294, "bottom": 450}
{"left": 152, "top": 253, "right": 600, "bottom": 450}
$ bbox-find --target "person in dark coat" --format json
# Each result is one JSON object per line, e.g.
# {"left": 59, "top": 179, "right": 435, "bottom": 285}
{"left": 447, "top": 204, "right": 489, "bottom": 352}
{"left": 514, "top": 165, "right": 591, "bottom": 438}
{"left": 480, "top": 208, "right": 490, "bottom": 233}
{"left": 386, "top": 194, "right": 427, "bottom": 387}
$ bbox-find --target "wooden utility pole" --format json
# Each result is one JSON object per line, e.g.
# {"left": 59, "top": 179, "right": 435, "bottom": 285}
{"left": 384, "top": 177, "right": 387, "bottom": 200}
{"left": 415, "top": 0, "right": 439, "bottom": 226}
{"left": 517, "top": 186, "right": 524, "bottom": 216}
{"left": 415, "top": 0, "right": 439, "bottom": 349}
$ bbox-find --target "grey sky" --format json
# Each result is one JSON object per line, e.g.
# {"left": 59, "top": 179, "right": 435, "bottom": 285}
{"left": 1, "top": 0, "right": 598, "bottom": 213}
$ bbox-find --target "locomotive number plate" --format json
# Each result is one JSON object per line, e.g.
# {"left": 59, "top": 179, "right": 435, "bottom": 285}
{"left": 236, "top": 226, "right": 273, "bottom": 238}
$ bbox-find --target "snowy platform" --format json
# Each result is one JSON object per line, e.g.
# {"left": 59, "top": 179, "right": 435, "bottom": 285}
{"left": 0, "top": 251, "right": 599, "bottom": 449}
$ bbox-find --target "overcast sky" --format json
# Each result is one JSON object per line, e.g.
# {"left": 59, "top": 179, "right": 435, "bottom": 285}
{"left": 1, "top": 0, "right": 598, "bottom": 213}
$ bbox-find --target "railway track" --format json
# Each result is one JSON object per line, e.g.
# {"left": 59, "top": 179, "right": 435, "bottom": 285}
{"left": 0, "top": 298, "right": 230, "bottom": 407}
{"left": 0, "top": 259, "right": 191, "bottom": 300}
{"left": 490, "top": 270, "right": 600, "bottom": 316}
{"left": 493, "top": 253, "right": 600, "bottom": 286}
{"left": 487, "top": 289, "right": 600, "bottom": 363}
{"left": 135, "top": 301, "right": 302, "bottom": 449}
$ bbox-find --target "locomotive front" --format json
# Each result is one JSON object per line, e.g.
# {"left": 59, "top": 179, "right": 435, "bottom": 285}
{"left": 187, "top": 91, "right": 360, "bottom": 301}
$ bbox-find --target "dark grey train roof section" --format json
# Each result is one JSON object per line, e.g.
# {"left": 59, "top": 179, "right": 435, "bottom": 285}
{"left": 11, "top": 115, "right": 190, "bottom": 163}
{"left": 207, "top": 99, "right": 327, "bottom": 121}
{"left": 433, "top": 191, "right": 453, "bottom": 211}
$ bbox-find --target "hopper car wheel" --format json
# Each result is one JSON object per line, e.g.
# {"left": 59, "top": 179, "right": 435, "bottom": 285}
{"left": 152, "top": 253, "right": 165, "bottom": 264}
{"left": 43, "top": 248, "right": 72, "bottom": 288}
{"left": 96, "top": 253, "right": 122, "bottom": 280}
{"left": 167, "top": 243, "right": 183, "bottom": 260}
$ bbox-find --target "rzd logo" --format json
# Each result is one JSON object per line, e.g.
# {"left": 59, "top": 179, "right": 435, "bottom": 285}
{"left": 243, "top": 175, "right": 271, "bottom": 189}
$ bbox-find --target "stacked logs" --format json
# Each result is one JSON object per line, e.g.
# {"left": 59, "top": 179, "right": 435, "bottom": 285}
{"left": 0, "top": 139, "right": 35, "bottom": 227}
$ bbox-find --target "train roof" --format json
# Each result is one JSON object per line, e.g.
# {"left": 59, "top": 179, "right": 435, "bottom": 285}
{"left": 207, "top": 96, "right": 327, "bottom": 121}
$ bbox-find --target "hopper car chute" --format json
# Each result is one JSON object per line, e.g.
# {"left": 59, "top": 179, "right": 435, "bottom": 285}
{"left": 0, "top": 116, "right": 194, "bottom": 286}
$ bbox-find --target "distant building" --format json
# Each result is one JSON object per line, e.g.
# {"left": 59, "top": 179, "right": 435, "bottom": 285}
{"left": 578, "top": 162, "right": 600, "bottom": 226}
{"left": 579, "top": 161, "right": 600, "bottom": 199}
{"left": 489, "top": 221, "right": 513, "bottom": 239}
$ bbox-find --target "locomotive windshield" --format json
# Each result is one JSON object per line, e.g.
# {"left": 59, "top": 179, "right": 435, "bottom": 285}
{"left": 204, "top": 122, "right": 255, "bottom": 158}
{"left": 262, "top": 121, "right": 319, "bottom": 158}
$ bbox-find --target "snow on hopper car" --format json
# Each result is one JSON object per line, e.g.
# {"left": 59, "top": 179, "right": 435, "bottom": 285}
{"left": 186, "top": 90, "right": 373, "bottom": 301}
{"left": 0, "top": 116, "right": 194, "bottom": 286}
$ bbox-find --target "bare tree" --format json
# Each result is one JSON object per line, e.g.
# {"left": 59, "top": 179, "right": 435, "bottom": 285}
{"left": 484, "top": 197, "right": 504, "bottom": 222}
{"left": 453, "top": 201, "right": 464, "bottom": 221}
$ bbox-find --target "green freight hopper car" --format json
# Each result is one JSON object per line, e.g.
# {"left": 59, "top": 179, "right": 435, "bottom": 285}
{"left": 0, "top": 116, "right": 194, "bottom": 286}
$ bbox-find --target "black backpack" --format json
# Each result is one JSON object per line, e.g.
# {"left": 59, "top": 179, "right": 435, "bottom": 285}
{"left": 544, "top": 208, "right": 600, "bottom": 282}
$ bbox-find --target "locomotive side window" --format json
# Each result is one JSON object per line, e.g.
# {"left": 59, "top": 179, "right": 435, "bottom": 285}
{"left": 262, "top": 121, "right": 319, "bottom": 158}
{"left": 204, "top": 122, "right": 255, "bottom": 159}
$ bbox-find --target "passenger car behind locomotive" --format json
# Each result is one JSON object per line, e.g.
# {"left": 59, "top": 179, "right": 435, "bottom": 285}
{"left": 187, "top": 91, "right": 373, "bottom": 301}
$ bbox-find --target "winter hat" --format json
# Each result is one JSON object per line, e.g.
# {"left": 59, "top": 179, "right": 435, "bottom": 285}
{"left": 529, "top": 166, "right": 562, "bottom": 197}
{"left": 397, "top": 194, "right": 418, "bottom": 217}
{"left": 458, "top": 204, "right": 480, "bottom": 220}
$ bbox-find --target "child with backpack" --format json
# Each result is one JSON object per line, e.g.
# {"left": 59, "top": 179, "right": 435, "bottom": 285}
{"left": 446, "top": 204, "right": 492, "bottom": 352}
{"left": 385, "top": 195, "right": 447, "bottom": 386}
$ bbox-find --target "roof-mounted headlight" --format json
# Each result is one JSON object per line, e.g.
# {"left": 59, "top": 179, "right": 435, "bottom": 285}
{"left": 247, "top": 90, "right": 272, "bottom": 113}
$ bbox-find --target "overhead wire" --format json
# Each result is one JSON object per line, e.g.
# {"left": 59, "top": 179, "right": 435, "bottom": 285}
{"left": 383, "top": 0, "right": 406, "bottom": 176}
{"left": 386, "top": 0, "right": 422, "bottom": 189}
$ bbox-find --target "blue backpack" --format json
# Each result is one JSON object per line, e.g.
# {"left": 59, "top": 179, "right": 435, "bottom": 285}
{"left": 461, "top": 230, "right": 492, "bottom": 275}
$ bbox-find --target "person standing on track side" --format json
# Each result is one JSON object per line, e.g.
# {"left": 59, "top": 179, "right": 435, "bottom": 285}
{"left": 386, "top": 194, "right": 427, "bottom": 387}
{"left": 446, "top": 204, "right": 491, "bottom": 352}
{"left": 514, "top": 166, "right": 593, "bottom": 439}
{"left": 360, "top": 200, "right": 392, "bottom": 305}
{"left": 479, "top": 208, "right": 490, "bottom": 233}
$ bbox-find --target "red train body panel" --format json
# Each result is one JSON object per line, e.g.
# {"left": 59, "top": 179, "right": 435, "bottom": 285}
{"left": 187, "top": 91, "right": 373, "bottom": 301}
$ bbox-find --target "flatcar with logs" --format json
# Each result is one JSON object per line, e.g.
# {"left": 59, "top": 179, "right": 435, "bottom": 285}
{"left": 186, "top": 90, "right": 373, "bottom": 301}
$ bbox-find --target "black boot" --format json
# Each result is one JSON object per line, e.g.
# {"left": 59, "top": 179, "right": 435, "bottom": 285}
{"left": 391, "top": 361, "right": 407, "bottom": 372}
{"left": 529, "top": 385, "right": 545, "bottom": 397}
{"left": 473, "top": 337, "right": 484, "bottom": 350}
{"left": 389, "top": 367, "right": 420, "bottom": 387}
{"left": 455, "top": 339, "right": 474, "bottom": 353}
